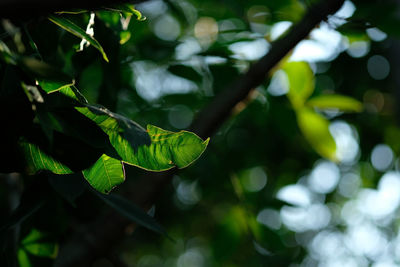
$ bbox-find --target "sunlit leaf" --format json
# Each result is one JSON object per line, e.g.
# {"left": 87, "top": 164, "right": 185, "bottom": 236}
{"left": 21, "top": 229, "right": 58, "bottom": 259}
{"left": 120, "top": 31, "right": 131, "bottom": 44}
{"left": 19, "top": 140, "right": 73, "bottom": 175}
{"left": 119, "top": 125, "right": 209, "bottom": 171}
{"left": 48, "top": 15, "right": 109, "bottom": 62}
{"left": 296, "top": 108, "right": 337, "bottom": 161}
{"left": 40, "top": 109, "right": 113, "bottom": 154}
{"left": 77, "top": 104, "right": 209, "bottom": 171}
{"left": 82, "top": 154, "right": 124, "bottom": 194}
{"left": 306, "top": 94, "right": 363, "bottom": 112}
{"left": 38, "top": 87, "right": 117, "bottom": 157}
{"left": 59, "top": 86, "right": 88, "bottom": 103}
{"left": 282, "top": 61, "right": 314, "bottom": 109}
{"left": 103, "top": 4, "right": 146, "bottom": 21}
{"left": 77, "top": 103, "right": 208, "bottom": 172}
{"left": 38, "top": 80, "right": 75, "bottom": 94}
{"left": 76, "top": 104, "right": 151, "bottom": 152}
{"left": 95, "top": 192, "right": 168, "bottom": 236}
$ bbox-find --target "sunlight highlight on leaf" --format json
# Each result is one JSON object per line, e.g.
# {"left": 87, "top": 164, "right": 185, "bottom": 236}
{"left": 103, "top": 4, "right": 146, "bottom": 21}
{"left": 82, "top": 154, "right": 124, "bottom": 194}
{"left": 296, "top": 108, "right": 337, "bottom": 161}
{"left": 38, "top": 80, "right": 75, "bottom": 94}
{"left": 48, "top": 15, "right": 109, "bottom": 62}
{"left": 76, "top": 104, "right": 150, "bottom": 152}
{"left": 118, "top": 125, "right": 209, "bottom": 171}
{"left": 282, "top": 61, "right": 314, "bottom": 109}
{"left": 19, "top": 140, "right": 73, "bottom": 175}
{"left": 306, "top": 94, "right": 363, "bottom": 112}
{"left": 75, "top": 103, "right": 209, "bottom": 170}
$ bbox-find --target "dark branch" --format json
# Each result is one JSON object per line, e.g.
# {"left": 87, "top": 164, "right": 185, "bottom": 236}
{"left": 191, "top": 0, "right": 345, "bottom": 138}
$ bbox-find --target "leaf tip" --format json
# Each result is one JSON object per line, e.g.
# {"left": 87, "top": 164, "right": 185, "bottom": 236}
{"left": 103, "top": 55, "right": 109, "bottom": 62}
{"left": 203, "top": 137, "right": 210, "bottom": 146}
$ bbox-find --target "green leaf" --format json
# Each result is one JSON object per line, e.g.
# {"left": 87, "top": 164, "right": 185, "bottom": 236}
{"left": 58, "top": 85, "right": 88, "bottom": 103}
{"left": 296, "top": 108, "right": 337, "bottom": 161}
{"left": 82, "top": 154, "right": 124, "bottom": 194}
{"left": 37, "top": 87, "right": 118, "bottom": 158}
{"left": 19, "top": 140, "right": 73, "bottom": 175}
{"left": 24, "top": 243, "right": 58, "bottom": 259}
{"left": 306, "top": 94, "right": 363, "bottom": 112}
{"left": 119, "top": 125, "right": 209, "bottom": 171}
{"left": 21, "top": 229, "right": 46, "bottom": 244}
{"left": 77, "top": 104, "right": 208, "bottom": 171}
{"left": 38, "top": 80, "right": 75, "bottom": 94}
{"left": 48, "top": 15, "right": 109, "bottom": 62}
{"left": 95, "top": 192, "right": 168, "bottom": 236}
{"left": 21, "top": 229, "right": 58, "bottom": 259}
{"left": 76, "top": 104, "right": 151, "bottom": 152}
{"left": 17, "top": 249, "right": 32, "bottom": 267}
{"left": 120, "top": 31, "right": 131, "bottom": 45}
{"left": 282, "top": 61, "right": 315, "bottom": 109}
{"left": 103, "top": 4, "right": 146, "bottom": 21}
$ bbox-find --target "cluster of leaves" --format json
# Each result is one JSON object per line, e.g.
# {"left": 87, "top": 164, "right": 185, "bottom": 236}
{"left": 0, "top": 3, "right": 208, "bottom": 265}
{"left": 280, "top": 61, "right": 362, "bottom": 161}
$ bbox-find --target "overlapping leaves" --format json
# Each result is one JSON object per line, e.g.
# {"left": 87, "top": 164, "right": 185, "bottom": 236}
{"left": 280, "top": 61, "right": 363, "bottom": 161}
{"left": 48, "top": 15, "right": 109, "bottom": 62}
{"left": 19, "top": 85, "right": 209, "bottom": 194}
{"left": 17, "top": 228, "right": 58, "bottom": 267}
{"left": 0, "top": 36, "right": 208, "bottom": 194}
{"left": 48, "top": 3, "right": 145, "bottom": 60}
{"left": 0, "top": 8, "right": 207, "bottom": 242}
{"left": 77, "top": 104, "right": 209, "bottom": 171}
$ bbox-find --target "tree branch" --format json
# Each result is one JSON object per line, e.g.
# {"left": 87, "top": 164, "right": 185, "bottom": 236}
{"left": 55, "top": 0, "right": 345, "bottom": 265}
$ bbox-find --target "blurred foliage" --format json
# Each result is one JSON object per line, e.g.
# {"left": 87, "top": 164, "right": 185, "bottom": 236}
{"left": 1, "top": 0, "right": 400, "bottom": 266}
